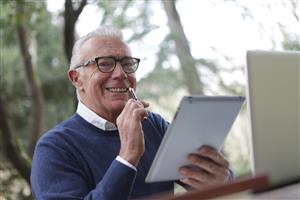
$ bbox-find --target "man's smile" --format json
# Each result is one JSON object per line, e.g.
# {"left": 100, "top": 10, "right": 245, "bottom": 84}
{"left": 106, "top": 87, "right": 129, "bottom": 93}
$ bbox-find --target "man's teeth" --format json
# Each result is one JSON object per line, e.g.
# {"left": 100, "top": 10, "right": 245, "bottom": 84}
{"left": 107, "top": 88, "right": 128, "bottom": 93}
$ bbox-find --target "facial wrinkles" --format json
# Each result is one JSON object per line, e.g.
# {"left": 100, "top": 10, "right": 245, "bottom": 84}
{"left": 89, "top": 67, "right": 99, "bottom": 79}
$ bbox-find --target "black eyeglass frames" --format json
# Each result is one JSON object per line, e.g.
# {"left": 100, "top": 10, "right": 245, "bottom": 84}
{"left": 74, "top": 56, "right": 140, "bottom": 74}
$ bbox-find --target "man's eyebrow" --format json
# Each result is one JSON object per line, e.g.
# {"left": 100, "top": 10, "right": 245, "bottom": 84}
{"left": 97, "top": 55, "right": 131, "bottom": 59}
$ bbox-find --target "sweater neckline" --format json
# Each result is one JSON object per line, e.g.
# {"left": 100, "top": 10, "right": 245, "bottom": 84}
{"left": 73, "top": 113, "right": 119, "bottom": 136}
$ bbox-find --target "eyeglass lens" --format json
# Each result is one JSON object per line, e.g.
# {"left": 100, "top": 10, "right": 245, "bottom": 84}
{"left": 96, "top": 57, "right": 139, "bottom": 73}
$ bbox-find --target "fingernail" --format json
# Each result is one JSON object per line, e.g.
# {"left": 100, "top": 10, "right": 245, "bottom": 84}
{"left": 179, "top": 168, "right": 187, "bottom": 175}
{"left": 188, "top": 155, "right": 196, "bottom": 162}
{"left": 198, "top": 147, "right": 207, "bottom": 154}
{"left": 180, "top": 178, "right": 188, "bottom": 183}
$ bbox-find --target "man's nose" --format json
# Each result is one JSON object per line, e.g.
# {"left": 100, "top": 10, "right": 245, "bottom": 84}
{"left": 111, "top": 62, "right": 127, "bottom": 78}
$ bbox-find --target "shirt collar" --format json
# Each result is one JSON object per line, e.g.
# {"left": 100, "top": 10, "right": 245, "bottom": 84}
{"left": 76, "top": 101, "right": 118, "bottom": 131}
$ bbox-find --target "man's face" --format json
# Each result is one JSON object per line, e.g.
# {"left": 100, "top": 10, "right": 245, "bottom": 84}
{"left": 72, "top": 36, "right": 137, "bottom": 123}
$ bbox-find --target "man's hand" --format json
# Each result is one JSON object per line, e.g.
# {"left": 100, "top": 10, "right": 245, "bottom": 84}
{"left": 179, "top": 146, "right": 231, "bottom": 189}
{"left": 117, "top": 99, "right": 149, "bottom": 167}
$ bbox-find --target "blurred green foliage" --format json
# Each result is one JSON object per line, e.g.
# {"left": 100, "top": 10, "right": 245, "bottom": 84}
{"left": 1, "top": 1, "right": 73, "bottom": 149}
{"left": 0, "top": 1, "right": 72, "bottom": 199}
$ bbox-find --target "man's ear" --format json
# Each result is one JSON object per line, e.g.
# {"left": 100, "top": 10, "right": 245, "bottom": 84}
{"left": 68, "top": 69, "right": 83, "bottom": 90}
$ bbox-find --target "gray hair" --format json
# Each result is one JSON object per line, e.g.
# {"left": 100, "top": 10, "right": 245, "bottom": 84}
{"left": 69, "top": 26, "right": 124, "bottom": 70}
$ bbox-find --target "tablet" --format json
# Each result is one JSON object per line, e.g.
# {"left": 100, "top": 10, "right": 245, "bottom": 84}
{"left": 145, "top": 96, "right": 245, "bottom": 182}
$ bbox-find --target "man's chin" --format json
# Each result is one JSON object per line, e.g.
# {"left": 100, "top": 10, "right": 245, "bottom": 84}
{"left": 110, "top": 100, "right": 127, "bottom": 112}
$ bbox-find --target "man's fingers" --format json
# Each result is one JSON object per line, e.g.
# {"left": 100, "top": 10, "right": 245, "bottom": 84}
{"left": 187, "top": 154, "right": 229, "bottom": 179}
{"left": 198, "top": 146, "right": 229, "bottom": 168}
{"left": 180, "top": 178, "right": 205, "bottom": 190}
{"left": 132, "top": 107, "right": 149, "bottom": 120}
{"left": 178, "top": 146, "right": 231, "bottom": 190}
{"left": 140, "top": 100, "right": 149, "bottom": 108}
{"left": 117, "top": 99, "right": 149, "bottom": 125}
{"left": 127, "top": 99, "right": 149, "bottom": 110}
{"left": 179, "top": 166, "right": 215, "bottom": 183}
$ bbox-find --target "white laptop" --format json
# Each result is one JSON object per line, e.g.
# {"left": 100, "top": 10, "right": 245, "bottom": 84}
{"left": 246, "top": 50, "right": 300, "bottom": 189}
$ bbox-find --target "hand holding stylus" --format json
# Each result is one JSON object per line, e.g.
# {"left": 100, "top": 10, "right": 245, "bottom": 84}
{"left": 128, "top": 88, "right": 148, "bottom": 120}
{"left": 116, "top": 87, "right": 149, "bottom": 166}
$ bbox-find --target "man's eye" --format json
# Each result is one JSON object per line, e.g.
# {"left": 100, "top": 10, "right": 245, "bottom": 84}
{"left": 122, "top": 61, "right": 134, "bottom": 67}
{"left": 122, "top": 63, "right": 131, "bottom": 67}
{"left": 99, "top": 62, "right": 114, "bottom": 67}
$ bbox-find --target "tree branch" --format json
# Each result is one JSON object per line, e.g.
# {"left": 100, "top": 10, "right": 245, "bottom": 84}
{"left": 64, "top": 0, "right": 76, "bottom": 63}
{"left": 291, "top": 1, "right": 299, "bottom": 22}
{"left": 16, "top": 0, "right": 44, "bottom": 157}
{"left": 74, "top": 0, "right": 87, "bottom": 21}
{"left": 64, "top": 0, "right": 87, "bottom": 63}
{"left": 64, "top": 0, "right": 87, "bottom": 110}
{"left": 0, "top": 97, "right": 31, "bottom": 184}
{"left": 162, "top": 0, "right": 203, "bottom": 94}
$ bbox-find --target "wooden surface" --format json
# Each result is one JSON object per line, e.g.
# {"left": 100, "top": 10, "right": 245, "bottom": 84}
{"left": 140, "top": 175, "right": 269, "bottom": 200}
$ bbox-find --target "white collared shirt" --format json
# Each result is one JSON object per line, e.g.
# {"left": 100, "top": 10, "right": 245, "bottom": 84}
{"left": 77, "top": 101, "right": 117, "bottom": 131}
{"left": 76, "top": 101, "right": 137, "bottom": 171}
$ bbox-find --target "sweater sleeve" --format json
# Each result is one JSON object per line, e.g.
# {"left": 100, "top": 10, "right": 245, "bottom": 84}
{"left": 31, "top": 134, "right": 136, "bottom": 200}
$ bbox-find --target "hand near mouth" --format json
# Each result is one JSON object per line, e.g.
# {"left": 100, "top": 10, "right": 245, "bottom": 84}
{"left": 117, "top": 98, "right": 149, "bottom": 167}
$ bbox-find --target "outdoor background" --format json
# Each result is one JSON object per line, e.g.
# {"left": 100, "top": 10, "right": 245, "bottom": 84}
{"left": 0, "top": 0, "right": 299, "bottom": 199}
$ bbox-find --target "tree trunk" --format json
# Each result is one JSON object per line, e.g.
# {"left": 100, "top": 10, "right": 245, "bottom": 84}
{"left": 64, "top": 0, "right": 87, "bottom": 109}
{"left": 16, "top": 1, "right": 44, "bottom": 158}
{"left": 0, "top": 97, "right": 31, "bottom": 184}
{"left": 162, "top": 0, "right": 203, "bottom": 95}
{"left": 64, "top": 0, "right": 87, "bottom": 63}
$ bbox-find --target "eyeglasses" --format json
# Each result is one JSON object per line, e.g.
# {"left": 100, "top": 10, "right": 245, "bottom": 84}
{"left": 74, "top": 56, "right": 140, "bottom": 74}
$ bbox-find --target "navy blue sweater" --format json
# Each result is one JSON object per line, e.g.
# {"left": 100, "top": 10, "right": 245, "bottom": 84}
{"left": 31, "top": 112, "right": 174, "bottom": 200}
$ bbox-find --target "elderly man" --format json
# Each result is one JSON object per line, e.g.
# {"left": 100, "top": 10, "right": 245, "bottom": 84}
{"left": 31, "top": 26, "right": 231, "bottom": 200}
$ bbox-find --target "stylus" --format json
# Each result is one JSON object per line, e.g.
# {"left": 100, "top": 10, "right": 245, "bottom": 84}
{"left": 128, "top": 88, "right": 162, "bottom": 140}
{"left": 129, "top": 88, "right": 138, "bottom": 101}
